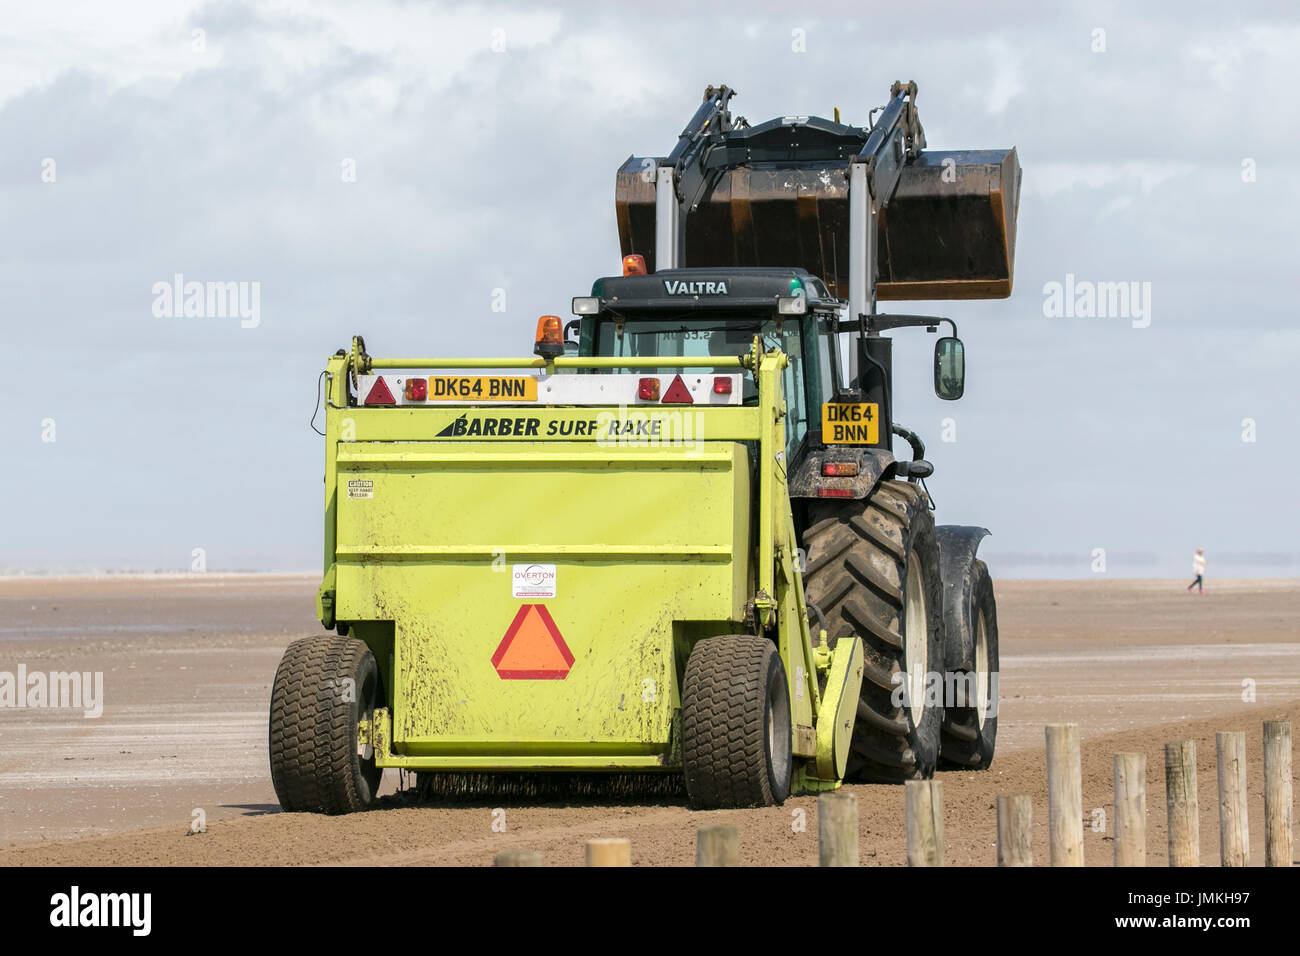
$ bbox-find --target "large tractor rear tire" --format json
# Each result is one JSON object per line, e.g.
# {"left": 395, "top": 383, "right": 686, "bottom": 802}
{"left": 269, "top": 634, "right": 383, "bottom": 814}
{"left": 681, "top": 635, "right": 793, "bottom": 809}
{"left": 939, "top": 559, "right": 999, "bottom": 769}
{"left": 802, "top": 480, "right": 944, "bottom": 782}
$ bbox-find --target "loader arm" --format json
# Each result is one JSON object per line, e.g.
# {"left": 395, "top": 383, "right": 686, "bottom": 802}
{"left": 616, "top": 81, "right": 1020, "bottom": 307}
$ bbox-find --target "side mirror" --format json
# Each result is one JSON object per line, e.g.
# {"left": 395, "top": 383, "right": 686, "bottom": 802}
{"left": 934, "top": 336, "right": 965, "bottom": 401}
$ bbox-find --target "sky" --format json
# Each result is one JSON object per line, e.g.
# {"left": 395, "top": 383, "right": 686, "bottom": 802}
{"left": 2, "top": 0, "right": 1298, "bottom": 578}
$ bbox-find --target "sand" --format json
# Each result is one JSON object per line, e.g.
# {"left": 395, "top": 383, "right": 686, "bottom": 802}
{"left": 0, "top": 574, "right": 1296, "bottom": 866}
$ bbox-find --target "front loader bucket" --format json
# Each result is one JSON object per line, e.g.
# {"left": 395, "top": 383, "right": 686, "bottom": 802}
{"left": 878, "top": 149, "right": 1020, "bottom": 300}
{"left": 615, "top": 147, "right": 1020, "bottom": 300}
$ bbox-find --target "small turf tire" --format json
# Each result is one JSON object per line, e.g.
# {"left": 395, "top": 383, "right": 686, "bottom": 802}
{"left": 939, "top": 559, "right": 999, "bottom": 770}
{"left": 681, "top": 635, "right": 793, "bottom": 809}
{"left": 802, "top": 480, "right": 945, "bottom": 782}
{"left": 269, "top": 634, "right": 383, "bottom": 814}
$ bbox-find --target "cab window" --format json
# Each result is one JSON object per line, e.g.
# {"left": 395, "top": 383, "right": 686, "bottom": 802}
{"left": 593, "top": 315, "right": 810, "bottom": 458}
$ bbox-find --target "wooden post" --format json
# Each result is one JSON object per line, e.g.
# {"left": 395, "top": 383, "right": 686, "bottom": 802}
{"left": 818, "top": 791, "right": 859, "bottom": 866}
{"left": 905, "top": 780, "right": 944, "bottom": 866}
{"left": 493, "top": 849, "right": 543, "bottom": 867}
{"left": 696, "top": 825, "right": 739, "bottom": 867}
{"left": 996, "top": 795, "right": 1032, "bottom": 866}
{"left": 1263, "top": 720, "right": 1293, "bottom": 868}
{"left": 1164, "top": 740, "right": 1199, "bottom": 867}
{"left": 585, "top": 838, "right": 631, "bottom": 867}
{"left": 1045, "top": 723, "right": 1083, "bottom": 866}
{"left": 1113, "top": 752, "right": 1146, "bottom": 867}
{"left": 1216, "top": 731, "right": 1249, "bottom": 867}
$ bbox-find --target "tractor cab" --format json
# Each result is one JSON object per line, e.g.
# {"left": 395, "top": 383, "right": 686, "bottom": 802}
{"left": 570, "top": 262, "right": 846, "bottom": 462}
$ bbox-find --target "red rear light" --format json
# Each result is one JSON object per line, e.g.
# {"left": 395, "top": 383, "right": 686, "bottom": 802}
{"left": 712, "top": 377, "right": 732, "bottom": 395}
{"left": 637, "top": 378, "right": 660, "bottom": 401}
{"left": 816, "top": 488, "right": 855, "bottom": 498}
{"left": 404, "top": 378, "right": 427, "bottom": 401}
{"left": 822, "top": 462, "right": 858, "bottom": 477}
{"left": 364, "top": 377, "right": 395, "bottom": 406}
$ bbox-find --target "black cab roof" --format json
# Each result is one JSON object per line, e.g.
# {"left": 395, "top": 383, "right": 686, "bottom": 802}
{"left": 589, "top": 267, "right": 838, "bottom": 314}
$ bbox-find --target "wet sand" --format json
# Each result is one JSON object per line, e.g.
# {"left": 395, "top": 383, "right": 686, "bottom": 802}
{"left": 0, "top": 574, "right": 1296, "bottom": 865}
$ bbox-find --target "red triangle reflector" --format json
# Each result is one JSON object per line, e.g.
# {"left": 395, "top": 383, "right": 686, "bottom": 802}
{"left": 364, "top": 377, "right": 395, "bottom": 405}
{"left": 661, "top": 373, "right": 694, "bottom": 404}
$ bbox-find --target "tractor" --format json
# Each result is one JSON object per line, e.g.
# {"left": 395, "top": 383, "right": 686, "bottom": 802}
{"left": 270, "top": 82, "right": 1018, "bottom": 811}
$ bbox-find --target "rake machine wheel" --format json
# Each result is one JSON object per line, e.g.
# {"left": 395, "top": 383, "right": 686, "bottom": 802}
{"left": 269, "top": 634, "right": 383, "bottom": 814}
{"left": 681, "top": 635, "right": 793, "bottom": 809}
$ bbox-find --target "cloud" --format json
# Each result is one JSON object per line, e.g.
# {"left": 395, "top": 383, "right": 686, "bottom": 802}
{"left": 1024, "top": 162, "right": 1194, "bottom": 197}
{"left": 2, "top": 0, "right": 1298, "bottom": 572}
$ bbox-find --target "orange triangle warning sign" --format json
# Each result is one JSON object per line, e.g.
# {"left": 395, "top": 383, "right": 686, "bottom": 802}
{"left": 491, "top": 604, "right": 574, "bottom": 680}
{"left": 661, "top": 373, "right": 694, "bottom": 404}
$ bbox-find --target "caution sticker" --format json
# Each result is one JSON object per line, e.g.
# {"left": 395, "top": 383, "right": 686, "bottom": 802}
{"left": 346, "top": 479, "right": 374, "bottom": 499}
{"left": 511, "top": 563, "right": 556, "bottom": 599}
{"left": 822, "top": 402, "right": 879, "bottom": 445}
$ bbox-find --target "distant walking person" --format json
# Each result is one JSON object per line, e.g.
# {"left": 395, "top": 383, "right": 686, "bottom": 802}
{"left": 1187, "top": 547, "right": 1206, "bottom": 594}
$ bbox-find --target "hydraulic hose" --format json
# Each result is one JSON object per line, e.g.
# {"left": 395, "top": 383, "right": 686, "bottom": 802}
{"left": 891, "top": 423, "right": 925, "bottom": 462}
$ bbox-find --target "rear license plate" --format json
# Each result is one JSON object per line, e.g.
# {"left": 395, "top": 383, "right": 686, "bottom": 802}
{"left": 822, "top": 402, "right": 879, "bottom": 444}
{"left": 426, "top": 376, "right": 537, "bottom": 402}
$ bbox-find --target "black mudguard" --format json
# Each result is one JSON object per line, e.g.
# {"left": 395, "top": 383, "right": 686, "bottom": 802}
{"left": 788, "top": 447, "right": 896, "bottom": 499}
{"left": 935, "top": 525, "right": 990, "bottom": 672}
